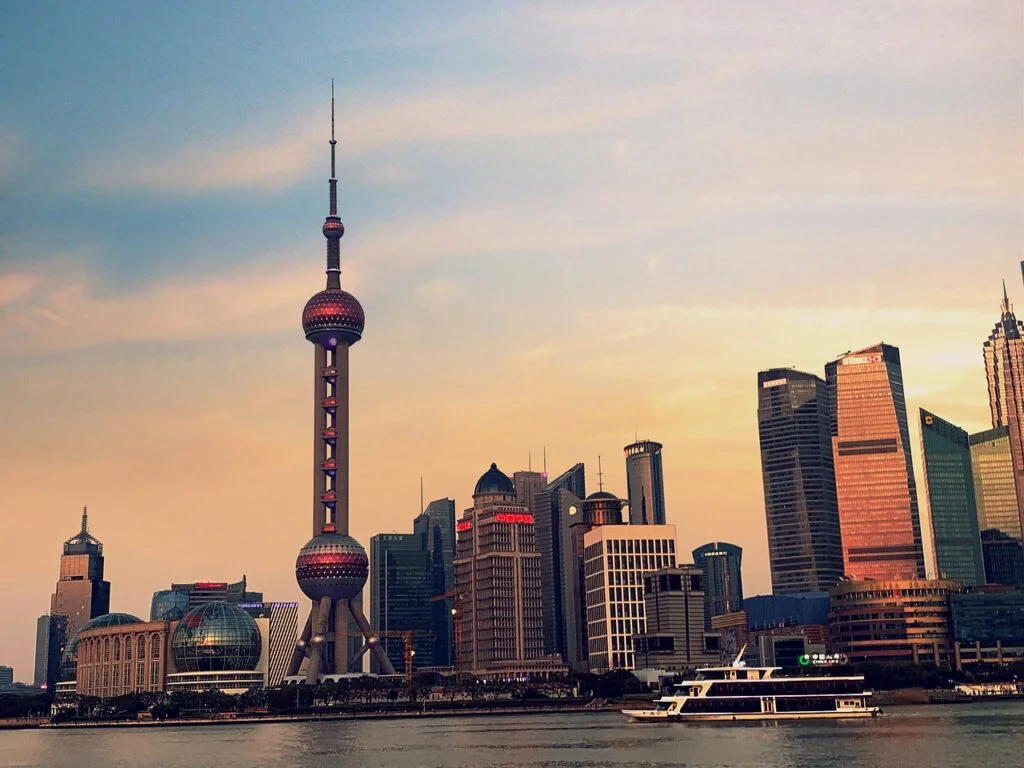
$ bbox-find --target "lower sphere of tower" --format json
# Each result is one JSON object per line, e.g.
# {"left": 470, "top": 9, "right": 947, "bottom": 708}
{"left": 302, "top": 288, "right": 364, "bottom": 347}
{"left": 295, "top": 529, "right": 369, "bottom": 601}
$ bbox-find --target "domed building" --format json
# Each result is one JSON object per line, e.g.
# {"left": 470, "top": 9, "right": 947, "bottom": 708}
{"left": 57, "top": 612, "right": 143, "bottom": 691}
{"left": 454, "top": 463, "right": 562, "bottom": 679}
{"left": 61, "top": 612, "right": 188, "bottom": 698}
{"left": 582, "top": 490, "right": 626, "bottom": 527}
{"left": 473, "top": 463, "right": 516, "bottom": 499}
{"left": 165, "top": 602, "right": 266, "bottom": 694}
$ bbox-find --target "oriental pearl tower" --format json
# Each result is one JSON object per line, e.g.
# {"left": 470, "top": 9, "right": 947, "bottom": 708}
{"left": 286, "top": 85, "right": 396, "bottom": 681}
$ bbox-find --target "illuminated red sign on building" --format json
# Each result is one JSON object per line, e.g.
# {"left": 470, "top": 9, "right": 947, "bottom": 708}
{"left": 494, "top": 513, "right": 534, "bottom": 525}
{"left": 194, "top": 582, "right": 227, "bottom": 590}
{"left": 456, "top": 521, "right": 473, "bottom": 533}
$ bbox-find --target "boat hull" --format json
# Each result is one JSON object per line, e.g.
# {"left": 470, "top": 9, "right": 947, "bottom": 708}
{"left": 622, "top": 708, "right": 880, "bottom": 722}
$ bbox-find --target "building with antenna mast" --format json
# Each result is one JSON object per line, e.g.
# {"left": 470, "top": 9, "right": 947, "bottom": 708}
{"left": 286, "top": 84, "right": 395, "bottom": 681}
{"left": 35, "top": 507, "right": 111, "bottom": 690}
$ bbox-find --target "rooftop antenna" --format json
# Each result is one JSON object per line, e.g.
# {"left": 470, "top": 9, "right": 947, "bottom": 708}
{"left": 528, "top": 452, "right": 532, "bottom": 472}
{"left": 420, "top": 477, "right": 424, "bottom": 512}
{"left": 597, "top": 455, "right": 604, "bottom": 491}
{"left": 543, "top": 446, "right": 547, "bottom": 475}
{"left": 80, "top": 506, "right": 88, "bottom": 534}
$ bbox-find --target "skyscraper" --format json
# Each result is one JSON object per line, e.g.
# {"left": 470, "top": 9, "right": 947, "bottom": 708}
{"left": 49, "top": 508, "right": 111, "bottom": 637}
{"left": 514, "top": 470, "right": 547, "bottom": 510}
{"left": 455, "top": 464, "right": 544, "bottom": 674}
{"left": 979, "top": 529, "right": 1024, "bottom": 587}
{"left": 983, "top": 283, "right": 1024, "bottom": 540}
{"left": 33, "top": 614, "right": 66, "bottom": 691}
{"left": 692, "top": 542, "right": 744, "bottom": 630}
{"left": 756, "top": 368, "right": 843, "bottom": 594}
{"left": 970, "top": 426, "right": 1024, "bottom": 541}
{"left": 919, "top": 410, "right": 986, "bottom": 585}
{"left": 624, "top": 440, "right": 666, "bottom": 525}
{"left": 633, "top": 565, "right": 719, "bottom": 669}
{"left": 369, "top": 533, "right": 434, "bottom": 672}
{"left": 583, "top": 525, "right": 677, "bottom": 670}
{"left": 151, "top": 576, "right": 263, "bottom": 620}
{"left": 413, "top": 497, "right": 456, "bottom": 667}
{"left": 826, "top": 343, "right": 926, "bottom": 580}
{"left": 529, "top": 463, "right": 585, "bottom": 659}
{"left": 286, "top": 89, "right": 394, "bottom": 681}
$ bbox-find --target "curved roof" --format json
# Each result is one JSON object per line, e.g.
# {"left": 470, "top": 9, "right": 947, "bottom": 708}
{"left": 474, "top": 463, "right": 515, "bottom": 495}
{"left": 61, "top": 612, "right": 144, "bottom": 681}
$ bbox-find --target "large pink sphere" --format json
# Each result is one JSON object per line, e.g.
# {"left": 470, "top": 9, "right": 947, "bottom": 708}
{"left": 295, "top": 529, "right": 368, "bottom": 601}
{"left": 302, "top": 289, "right": 364, "bottom": 347}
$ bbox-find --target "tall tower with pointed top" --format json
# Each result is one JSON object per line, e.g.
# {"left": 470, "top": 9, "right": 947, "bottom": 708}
{"left": 37, "top": 507, "right": 111, "bottom": 689}
{"left": 983, "top": 283, "right": 1024, "bottom": 542}
{"left": 286, "top": 86, "right": 396, "bottom": 682}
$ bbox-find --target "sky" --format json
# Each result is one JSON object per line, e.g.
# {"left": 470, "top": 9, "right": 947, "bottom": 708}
{"left": 0, "top": 1, "right": 1021, "bottom": 681}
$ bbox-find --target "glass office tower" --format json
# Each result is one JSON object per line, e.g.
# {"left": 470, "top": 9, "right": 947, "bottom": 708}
{"left": 757, "top": 368, "right": 843, "bottom": 593}
{"left": 369, "top": 533, "right": 434, "bottom": 673}
{"left": 826, "top": 344, "right": 926, "bottom": 580}
{"left": 692, "top": 542, "right": 744, "bottom": 631}
{"left": 919, "top": 410, "right": 985, "bottom": 585}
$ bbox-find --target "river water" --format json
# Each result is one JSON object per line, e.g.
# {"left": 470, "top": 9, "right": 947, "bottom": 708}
{"left": 3, "top": 704, "right": 1021, "bottom": 768}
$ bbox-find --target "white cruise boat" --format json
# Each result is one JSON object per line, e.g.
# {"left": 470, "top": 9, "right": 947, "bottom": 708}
{"left": 622, "top": 646, "right": 880, "bottom": 722}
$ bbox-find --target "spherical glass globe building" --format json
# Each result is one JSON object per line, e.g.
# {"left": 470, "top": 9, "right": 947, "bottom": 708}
{"left": 171, "top": 602, "right": 261, "bottom": 672}
{"left": 60, "top": 612, "right": 143, "bottom": 682}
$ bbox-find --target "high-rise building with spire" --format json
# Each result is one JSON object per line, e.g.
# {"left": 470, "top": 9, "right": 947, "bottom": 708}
{"left": 286, "top": 85, "right": 395, "bottom": 682}
{"left": 34, "top": 508, "right": 110, "bottom": 691}
{"left": 826, "top": 343, "right": 926, "bottom": 580}
{"left": 49, "top": 507, "right": 111, "bottom": 637}
{"left": 982, "top": 282, "right": 1024, "bottom": 543}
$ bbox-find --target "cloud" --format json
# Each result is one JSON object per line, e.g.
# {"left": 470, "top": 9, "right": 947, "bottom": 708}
{"left": 0, "top": 253, "right": 358, "bottom": 355}
{"left": 77, "top": 73, "right": 710, "bottom": 196}
{"left": 0, "top": 272, "right": 35, "bottom": 305}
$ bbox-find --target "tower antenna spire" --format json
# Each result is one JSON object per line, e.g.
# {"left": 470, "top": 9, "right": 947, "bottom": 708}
{"left": 330, "top": 78, "right": 336, "bottom": 179}
{"left": 1003, "top": 279, "right": 1011, "bottom": 314}
{"left": 81, "top": 505, "right": 88, "bottom": 534}
{"left": 420, "top": 476, "right": 424, "bottom": 512}
{"left": 597, "top": 455, "right": 604, "bottom": 492}
{"left": 320, "top": 79, "right": 343, "bottom": 289}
